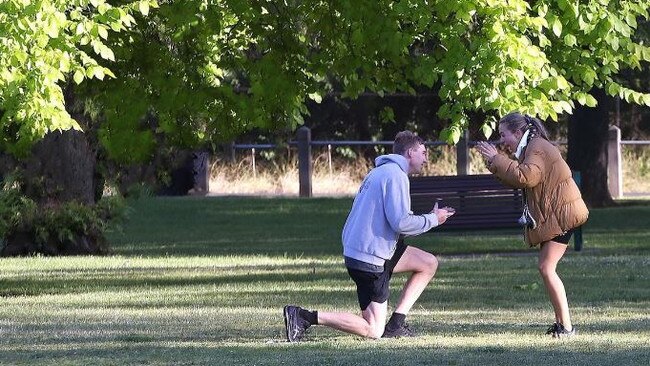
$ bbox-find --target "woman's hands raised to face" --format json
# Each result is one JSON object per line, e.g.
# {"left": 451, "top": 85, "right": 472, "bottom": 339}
{"left": 475, "top": 141, "right": 499, "bottom": 161}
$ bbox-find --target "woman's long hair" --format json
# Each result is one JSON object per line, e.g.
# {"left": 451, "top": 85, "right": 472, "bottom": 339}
{"left": 499, "top": 112, "right": 550, "bottom": 141}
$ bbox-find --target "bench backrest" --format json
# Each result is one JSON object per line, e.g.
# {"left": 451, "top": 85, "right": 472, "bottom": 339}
{"left": 409, "top": 174, "right": 523, "bottom": 231}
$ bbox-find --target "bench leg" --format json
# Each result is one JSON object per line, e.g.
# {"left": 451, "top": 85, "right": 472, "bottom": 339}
{"left": 573, "top": 227, "right": 583, "bottom": 252}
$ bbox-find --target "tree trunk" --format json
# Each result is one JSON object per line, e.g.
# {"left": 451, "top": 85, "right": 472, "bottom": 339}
{"left": 567, "top": 88, "right": 615, "bottom": 208}
{"left": 22, "top": 129, "right": 97, "bottom": 205}
{"left": 0, "top": 129, "right": 110, "bottom": 257}
{"left": 1, "top": 85, "right": 108, "bottom": 256}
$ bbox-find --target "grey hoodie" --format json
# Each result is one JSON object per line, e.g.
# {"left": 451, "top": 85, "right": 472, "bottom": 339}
{"left": 342, "top": 154, "right": 439, "bottom": 266}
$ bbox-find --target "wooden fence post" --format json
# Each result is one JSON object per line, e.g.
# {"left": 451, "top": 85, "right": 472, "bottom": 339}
{"left": 456, "top": 130, "right": 470, "bottom": 175}
{"left": 297, "top": 126, "right": 312, "bottom": 197}
{"left": 608, "top": 125, "right": 622, "bottom": 198}
{"left": 227, "top": 142, "right": 236, "bottom": 163}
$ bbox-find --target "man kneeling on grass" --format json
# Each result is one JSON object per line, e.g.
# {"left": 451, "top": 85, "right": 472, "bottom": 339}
{"left": 283, "top": 131, "right": 455, "bottom": 341}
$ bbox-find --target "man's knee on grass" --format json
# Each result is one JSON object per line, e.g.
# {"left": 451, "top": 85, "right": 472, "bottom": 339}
{"left": 361, "top": 302, "right": 388, "bottom": 339}
{"left": 360, "top": 318, "right": 385, "bottom": 339}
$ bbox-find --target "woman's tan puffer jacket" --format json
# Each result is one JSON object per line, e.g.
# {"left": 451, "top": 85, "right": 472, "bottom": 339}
{"left": 488, "top": 137, "right": 589, "bottom": 246}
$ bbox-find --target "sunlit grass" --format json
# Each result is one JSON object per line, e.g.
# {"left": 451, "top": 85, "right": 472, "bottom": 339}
{"left": 0, "top": 197, "right": 649, "bottom": 365}
{"left": 1, "top": 253, "right": 648, "bottom": 365}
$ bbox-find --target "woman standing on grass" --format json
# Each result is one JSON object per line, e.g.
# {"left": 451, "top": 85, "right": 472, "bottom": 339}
{"left": 476, "top": 112, "right": 589, "bottom": 338}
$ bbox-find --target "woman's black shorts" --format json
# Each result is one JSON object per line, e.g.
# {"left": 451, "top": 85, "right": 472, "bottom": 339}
{"left": 551, "top": 229, "right": 574, "bottom": 244}
{"left": 346, "top": 240, "right": 408, "bottom": 311}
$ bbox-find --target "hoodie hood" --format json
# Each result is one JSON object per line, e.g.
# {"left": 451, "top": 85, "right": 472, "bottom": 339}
{"left": 374, "top": 154, "right": 409, "bottom": 174}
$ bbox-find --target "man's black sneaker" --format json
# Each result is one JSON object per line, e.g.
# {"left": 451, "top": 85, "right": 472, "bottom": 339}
{"left": 382, "top": 323, "right": 415, "bottom": 338}
{"left": 545, "top": 323, "right": 559, "bottom": 336}
{"left": 283, "top": 305, "right": 311, "bottom": 342}
{"left": 554, "top": 324, "right": 576, "bottom": 338}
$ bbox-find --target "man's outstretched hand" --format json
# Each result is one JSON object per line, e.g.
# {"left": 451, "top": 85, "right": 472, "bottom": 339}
{"left": 431, "top": 202, "right": 455, "bottom": 225}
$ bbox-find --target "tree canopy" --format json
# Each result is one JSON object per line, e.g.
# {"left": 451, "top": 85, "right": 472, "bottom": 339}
{"left": 2, "top": 0, "right": 650, "bottom": 158}
{"left": 0, "top": 0, "right": 155, "bottom": 155}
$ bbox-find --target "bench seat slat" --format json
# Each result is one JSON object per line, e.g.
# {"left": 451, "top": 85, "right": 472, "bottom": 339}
{"left": 409, "top": 174, "right": 523, "bottom": 231}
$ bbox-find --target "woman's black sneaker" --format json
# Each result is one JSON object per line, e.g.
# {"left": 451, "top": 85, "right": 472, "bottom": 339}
{"left": 554, "top": 324, "right": 576, "bottom": 338}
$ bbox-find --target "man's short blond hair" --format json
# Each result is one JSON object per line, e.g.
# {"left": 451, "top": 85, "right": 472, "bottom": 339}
{"left": 393, "top": 131, "right": 423, "bottom": 155}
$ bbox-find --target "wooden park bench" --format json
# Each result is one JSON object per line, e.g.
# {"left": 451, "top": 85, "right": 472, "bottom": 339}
{"left": 409, "top": 174, "right": 584, "bottom": 250}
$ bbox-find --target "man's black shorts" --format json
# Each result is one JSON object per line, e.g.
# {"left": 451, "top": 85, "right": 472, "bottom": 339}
{"left": 346, "top": 240, "right": 408, "bottom": 311}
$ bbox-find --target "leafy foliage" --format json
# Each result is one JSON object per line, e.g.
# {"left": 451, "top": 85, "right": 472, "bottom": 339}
{"left": 0, "top": 179, "right": 35, "bottom": 238}
{"left": 2, "top": 0, "right": 650, "bottom": 155}
{"left": 0, "top": 0, "right": 156, "bottom": 155}
{"left": 0, "top": 181, "right": 128, "bottom": 254}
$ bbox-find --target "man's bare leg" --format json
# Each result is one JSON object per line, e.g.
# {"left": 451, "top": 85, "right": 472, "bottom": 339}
{"left": 284, "top": 247, "right": 437, "bottom": 341}
{"left": 381, "top": 246, "right": 437, "bottom": 336}
{"left": 317, "top": 301, "right": 388, "bottom": 339}
{"left": 392, "top": 246, "right": 438, "bottom": 314}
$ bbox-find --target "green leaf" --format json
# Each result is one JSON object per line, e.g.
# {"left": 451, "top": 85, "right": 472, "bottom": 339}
{"left": 93, "top": 67, "right": 105, "bottom": 80}
{"left": 75, "top": 22, "right": 85, "bottom": 35}
{"left": 564, "top": 34, "right": 576, "bottom": 47}
{"left": 73, "top": 70, "right": 85, "bottom": 84}
{"left": 481, "top": 123, "right": 493, "bottom": 139}
{"left": 581, "top": 70, "right": 595, "bottom": 86}
{"left": 307, "top": 92, "right": 322, "bottom": 103}
{"left": 109, "top": 21, "right": 123, "bottom": 32}
{"left": 585, "top": 95, "right": 597, "bottom": 107}
{"left": 641, "top": 46, "right": 650, "bottom": 61}
{"left": 625, "top": 13, "right": 638, "bottom": 28}
{"left": 449, "top": 127, "right": 461, "bottom": 144}
{"left": 556, "top": 76, "right": 570, "bottom": 90}
{"left": 379, "top": 106, "right": 395, "bottom": 123}
{"left": 139, "top": 1, "right": 150, "bottom": 16}
{"left": 100, "top": 46, "right": 115, "bottom": 61}
{"left": 607, "top": 83, "right": 620, "bottom": 96}
{"left": 538, "top": 33, "right": 550, "bottom": 47}
{"left": 98, "top": 26, "right": 108, "bottom": 40}
{"left": 97, "top": 3, "right": 110, "bottom": 15}
{"left": 577, "top": 14, "right": 588, "bottom": 30}
{"left": 439, "top": 128, "right": 451, "bottom": 144}
{"left": 491, "top": 21, "right": 504, "bottom": 36}
{"left": 103, "top": 68, "right": 116, "bottom": 78}
{"left": 552, "top": 18, "right": 562, "bottom": 37}
{"left": 46, "top": 21, "right": 59, "bottom": 38}
{"left": 642, "top": 94, "right": 650, "bottom": 106}
{"left": 623, "top": 88, "right": 632, "bottom": 102}
{"left": 557, "top": 100, "right": 573, "bottom": 113}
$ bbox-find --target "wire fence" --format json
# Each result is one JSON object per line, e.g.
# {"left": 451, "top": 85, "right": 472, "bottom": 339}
{"left": 212, "top": 130, "right": 650, "bottom": 197}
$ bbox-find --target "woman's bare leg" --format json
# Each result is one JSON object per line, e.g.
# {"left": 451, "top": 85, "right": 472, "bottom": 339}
{"left": 539, "top": 241, "right": 572, "bottom": 330}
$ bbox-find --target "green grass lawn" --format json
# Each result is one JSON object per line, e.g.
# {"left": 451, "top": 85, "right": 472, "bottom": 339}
{"left": 1, "top": 197, "right": 648, "bottom": 365}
